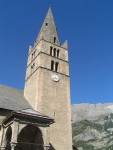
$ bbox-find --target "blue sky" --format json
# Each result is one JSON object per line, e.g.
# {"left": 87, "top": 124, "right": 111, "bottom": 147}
{"left": 0, "top": 0, "right": 113, "bottom": 104}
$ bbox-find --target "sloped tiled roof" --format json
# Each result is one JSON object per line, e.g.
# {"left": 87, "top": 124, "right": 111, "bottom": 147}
{"left": 3, "top": 108, "right": 54, "bottom": 125}
{"left": 15, "top": 108, "right": 54, "bottom": 120}
{"left": 0, "top": 84, "right": 32, "bottom": 111}
{"left": 36, "top": 7, "right": 60, "bottom": 46}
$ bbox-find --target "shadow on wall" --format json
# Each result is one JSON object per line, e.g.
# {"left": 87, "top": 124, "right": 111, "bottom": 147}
{"left": 49, "top": 143, "right": 55, "bottom": 150}
{"left": 73, "top": 145, "right": 79, "bottom": 150}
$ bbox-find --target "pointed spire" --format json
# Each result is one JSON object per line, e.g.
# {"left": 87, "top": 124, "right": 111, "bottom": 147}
{"left": 38, "top": 32, "right": 45, "bottom": 40}
{"left": 36, "top": 7, "right": 60, "bottom": 46}
{"left": 61, "top": 40, "right": 68, "bottom": 49}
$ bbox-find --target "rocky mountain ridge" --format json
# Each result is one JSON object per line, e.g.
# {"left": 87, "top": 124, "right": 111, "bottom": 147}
{"left": 72, "top": 103, "right": 113, "bottom": 150}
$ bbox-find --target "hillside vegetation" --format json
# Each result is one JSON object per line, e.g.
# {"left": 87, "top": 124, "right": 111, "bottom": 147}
{"left": 72, "top": 104, "right": 113, "bottom": 150}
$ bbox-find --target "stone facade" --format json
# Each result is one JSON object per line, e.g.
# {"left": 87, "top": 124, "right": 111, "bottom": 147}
{"left": 24, "top": 7, "right": 72, "bottom": 150}
{"left": 0, "top": 7, "right": 72, "bottom": 150}
{"left": 1, "top": 109, "right": 53, "bottom": 150}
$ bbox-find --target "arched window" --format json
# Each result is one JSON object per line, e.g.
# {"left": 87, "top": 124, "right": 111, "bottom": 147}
{"left": 55, "top": 62, "right": 59, "bottom": 72}
{"left": 4, "top": 126, "right": 12, "bottom": 150}
{"left": 31, "top": 63, "right": 35, "bottom": 74}
{"left": 45, "top": 23, "right": 48, "bottom": 26}
{"left": 31, "top": 53, "right": 34, "bottom": 60}
{"left": 50, "top": 46, "right": 60, "bottom": 58}
{"left": 57, "top": 49, "right": 60, "bottom": 58}
{"left": 53, "top": 48, "right": 56, "bottom": 57}
{"left": 51, "top": 61, "right": 54, "bottom": 71}
{"left": 31, "top": 50, "right": 36, "bottom": 61}
{"left": 51, "top": 61, "right": 59, "bottom": 72}
{"left": 54, "top": 37, "right": 56, "bottom": 43}
{"left": 50, "top": 46, "right": 53, "bottom": 56}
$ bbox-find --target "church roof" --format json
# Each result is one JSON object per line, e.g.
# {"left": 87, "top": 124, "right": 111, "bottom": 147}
{"left": 36, "top": 7, "right": 60, "bottom": 46}
{"left": 15, "top": 108, "right": 54, "bottom": 121}
{"left": 3, "top": 108, "right": 54, "bottom": 125}
{"left": 0, "top": 84, "right": 32, "bottom": 111}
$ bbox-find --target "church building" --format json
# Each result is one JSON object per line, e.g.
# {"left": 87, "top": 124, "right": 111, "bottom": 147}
{"left": 0, "top": 7, "right": 73, "bottom": 150}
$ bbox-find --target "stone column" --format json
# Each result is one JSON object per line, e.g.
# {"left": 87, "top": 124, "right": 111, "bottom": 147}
{"left": 11, "top": 143, "right": 17, "bottom": 150}
{"left": 41, "top": 126, "right": 50, "bottom": 150}
{"left": 11, "top": 121, "right": 19, "bottom": 143}
{"left": 1, "top": 146, "right": 5, "bottom": 150}
{"left": 44, "top": 146, "right": 50, "bottom": 150}
{"left": 0, "top": 126, "right": 4, "bottom": 147}
{"left": 0, "top": 127, "right": 6, "bottom": 150}
{"left": 54, "top": 62, "right": 56, "bottom": 71}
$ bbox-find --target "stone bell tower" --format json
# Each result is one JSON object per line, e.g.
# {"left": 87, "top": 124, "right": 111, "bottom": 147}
{"left": 24, "top": 7, "right": 72, "bottom": 150}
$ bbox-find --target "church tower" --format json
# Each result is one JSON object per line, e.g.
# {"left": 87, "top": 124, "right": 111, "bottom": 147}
{"left": 24, "top": 7, "right": 72, "bottom": 150}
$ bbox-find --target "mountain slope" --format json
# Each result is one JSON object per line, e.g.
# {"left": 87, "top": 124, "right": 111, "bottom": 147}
{"left": 72, "top": 103, "right": 113, "bottom": 150}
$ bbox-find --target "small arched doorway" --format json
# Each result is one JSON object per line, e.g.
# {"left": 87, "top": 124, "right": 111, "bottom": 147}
{"left": 4, "top": 126, "right": 12, "bottom": 150}
{"left": 15, "top": 125, "right": 44, "bottom": 150}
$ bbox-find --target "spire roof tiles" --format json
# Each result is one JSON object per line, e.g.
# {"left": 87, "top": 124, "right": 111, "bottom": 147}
{"left": 36, "top": 7, "right": 60, "bottom": 46}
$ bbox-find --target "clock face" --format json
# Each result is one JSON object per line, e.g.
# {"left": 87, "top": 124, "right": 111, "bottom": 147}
{"left": 52, "top": 74, "right": 59, "bottom": 82}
